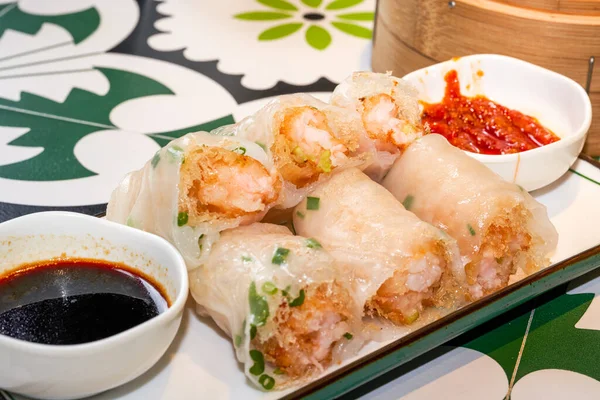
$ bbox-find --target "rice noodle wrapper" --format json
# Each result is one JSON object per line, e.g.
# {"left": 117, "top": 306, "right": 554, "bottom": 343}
{"left": 330, "top": 71, "right": 425, "bottom": 182}
{"left": 382, "top": 134, "right": 558, "bottom": 298}
{"left": 106, "top": 131, "right": 279, "bottom": 271}
{"left": 189, "top": 223, "right": 361, "bottom": 390}
{"left": 214, "top": 93, "right": 373, "bottom": 208}
{"left": 293, "top": 168, "right": 464, "bottom": 324}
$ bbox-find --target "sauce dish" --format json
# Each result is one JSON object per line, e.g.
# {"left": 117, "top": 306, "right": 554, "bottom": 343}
{"left": 0, "top": 211, "right": 188, "bottom": 400}
{"left": 403, "top": 54, "right": 592, "bottom": 191}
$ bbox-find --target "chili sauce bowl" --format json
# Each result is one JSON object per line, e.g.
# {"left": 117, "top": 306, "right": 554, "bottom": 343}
{"left": 402, "top": 54, "right": 592, "bottom": 191}
{"left": 0, "top": 211, "right": 188, "bottom": 400}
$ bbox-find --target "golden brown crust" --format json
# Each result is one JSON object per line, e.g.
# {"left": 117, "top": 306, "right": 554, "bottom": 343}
{"left": 271, "top": 106, "right": 356, "bottom": 188}
{"left": 255, "top": 282, "right": 352, "bottom": 378}
{"left": 178, "top": 146, "right": 280, "bottom": 224}
{"left": 465, "top": 204, "right": 534, "bottom": 299}
{"left": 360, "top": 94, "right": 423, "bottom": 152}
{"left": 365, "top": 241, "right": 450, "bottom": 325}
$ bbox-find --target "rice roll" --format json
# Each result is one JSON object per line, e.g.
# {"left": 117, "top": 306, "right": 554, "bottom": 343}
{"left": 382, "top": 134, "right": 558, "bottom": 299}
{"left": 330, "top": 71, "right": 425, "bottom": 181}
{"left": 215, "top": 93, "right": 370, "bottom": 208}
{"left": 106, "top": 131, "right": 282, "bottom": 270}
{"left": 189, "top": 223, "right": 357, "bottom": 390}
{"left": 293, "top": 168, "right": 463, "bottom": 325}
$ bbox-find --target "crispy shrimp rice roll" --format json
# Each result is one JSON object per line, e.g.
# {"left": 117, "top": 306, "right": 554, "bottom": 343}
{"left": 330, "top": 71, "right": 425, "bottom": 181}
{"left": 215, "top": 93, "right": 370, "bottom": 207}
{"left": 293, "top": 168, "right": 463, "bottom": 326}
{"left": 382, "top": 134, "right": 558, "bottom": 299}
{"left": 106, "top": 131, "right": 282, "bottom": 270}
{"left": 189, "top": 223, "right": 358, "bottom": 390}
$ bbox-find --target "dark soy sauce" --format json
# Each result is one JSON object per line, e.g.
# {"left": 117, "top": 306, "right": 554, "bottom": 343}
{"left": 0, "top": 259, "right": 169, "bottom": 345}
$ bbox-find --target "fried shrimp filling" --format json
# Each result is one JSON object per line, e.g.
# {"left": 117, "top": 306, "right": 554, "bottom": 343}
{"left": 273, "top": 106, "right": 350, "bottom": 188}
{"left": 178, "top": 146, "right": 280, "bottom": 223}
{"left": 361, "top": 93, "right": 421, "bottom": 151}
{"left": 255, "top": 282, "right": 352, "bottom": 378}
{"left": 366, "top": 252, "right": 444, "bottom": 325}
{"left": 465, "top": 207, "right": 533, "bottom": 299}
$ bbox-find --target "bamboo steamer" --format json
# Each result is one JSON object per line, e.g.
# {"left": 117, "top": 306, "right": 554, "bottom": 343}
{"left": 372, "top": 0, "right": 600, "bottom": 154}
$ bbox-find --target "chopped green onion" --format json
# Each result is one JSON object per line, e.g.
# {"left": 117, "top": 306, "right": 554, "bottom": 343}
{"left": 289, "top": 289, "right": 305, "bottom": 307}
{"left": 272, "top": 247, "right": 290, "bottom": 265}
{"left": 405, "top": 310, "right": 420, "bottom": 324}
{"left": 273, "top": 368, "right": 285, "bottom": 375}
{"left": 256, "top": 142, "right": 267, "bottom": 151}
{"left": 249, "top": 350, "right": 265, "bottom": 375}
{"left": 306, "top": 238, "right": 322, "bottom": 249}
{"left": 198, "top": 234, "right": 205, "bottom": 252}
{"left": 281, "top": 285, "right": 291, "bottom": 297}
{"left": 151, "top": 152, "right": 160, "bottom": 168}
{"left": 167, "top": 145, "right": 185, "bottom": 163}
{"left": 126, "top": 216, "right": 135, "bottom": 227}
{"left": 242, "top": 255, "right": 253, "bottom": 263}
{"left": 292, "top": 146, "right": 308, "bottom": 162}
{"left": 306, "top": 196, "right": 320, "bottom": 210}
{"left": 259, "top": 374, "right": 275, "bottom": 390}
{"left": 249, "top": 282, "right": 269, "bottom": 326}
{"left": 236, "top": 320, "right": 246, "bottom": 347}
{"left": 177, "top": 211, "right": 189, "bottom": 227}
{"left": 233, "top": 146, "right": 246, "bottom": 155}
{"left": 402, "top": 195, "right": 414, "bottom": 210}
{"left": 296, "top": 211, "right": 305, "bottom": 219}
{"left": 343, "top": 332, "right": 353, "bottom": 340}
{"left": 317, "top": 150, "right": 332, "bottom": 173}
{"left": 250, "top": 324, "right": 257, "bottom": 340}
{"left": 262, "top": 281, "right": 278, "bottom": 295}
{"left": 467, "top": 224, "right": 476, "bottom": 236}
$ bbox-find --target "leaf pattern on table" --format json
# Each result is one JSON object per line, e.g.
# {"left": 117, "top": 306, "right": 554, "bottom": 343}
{"left": 511, "top": 369, "right": 600, "bottom": 400}
{"left": 460, "top": 307, "right": 533, "bottom": 380}
{"left": 148, "top": 115, "right": 235, "bottom": 147}
{"left": 0, "top": 3, "right": 100, "bottom": 44}
{"left": 515, "top": 293, "right": 599, "bottom": 381}
{"left": 235, "top": 0, "right": 373, "bottom": 50}
{"left": 0, "top": 67, "right": 171, "bottom": 181}
{"left": 456, "top": 288, "right": 600, "bottom": 397}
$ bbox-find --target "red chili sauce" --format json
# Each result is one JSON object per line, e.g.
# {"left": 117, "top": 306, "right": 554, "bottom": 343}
{"left": 421, "top": 70, "right": 560, "bottom": 155}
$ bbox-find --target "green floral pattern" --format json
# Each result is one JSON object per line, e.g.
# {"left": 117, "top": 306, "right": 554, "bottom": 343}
{"left": 234, "top": 0, "right": 374, "bottom": 50}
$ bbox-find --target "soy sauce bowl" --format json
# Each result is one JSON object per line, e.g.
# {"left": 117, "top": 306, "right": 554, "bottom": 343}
{"left": 0, "top": 211, "right": 188, "bottom": 400}
{"left": 403, "top": 54, "right": 592, "bottom": 191}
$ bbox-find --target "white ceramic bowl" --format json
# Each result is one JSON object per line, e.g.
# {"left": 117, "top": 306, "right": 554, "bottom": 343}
{"left": 402, "top": 54, "right": 592, "bottom": 191}
{"left": 0, "top": 212, "right": 188, "bottom": 400}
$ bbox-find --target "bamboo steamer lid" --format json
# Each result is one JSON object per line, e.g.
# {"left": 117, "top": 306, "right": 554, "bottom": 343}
{"left": 372, "top": 0, "right": 600, "bottom": 154}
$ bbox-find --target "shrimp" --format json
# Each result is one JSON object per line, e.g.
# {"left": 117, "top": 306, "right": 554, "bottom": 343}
{"left": 465, "top": 207, "right": 533, "bottom": 299}
{"left": 330, "top": 72, "right": 425, "bottom": 181}
{"left": 366, "top": 252, "right": 444, "bottom": 325}
{"left": 360, "top": 93, "right": 422, "bottom": 153}
{"left": 273, "top": 106, "right": 351, "bottom": 188}
{"left": 179, "top": 145, "right": 281, "bottom": 224}
{"left": 255, "top": 281, "right": 353, "bottom": 377}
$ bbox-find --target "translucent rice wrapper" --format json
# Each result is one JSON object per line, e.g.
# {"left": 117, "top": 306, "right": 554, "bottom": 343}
{"left": 188, "top": 223, "right": 361, "bottom": 390}
{"left": 330, "top": 71, "right": 425, "bottom": 181}
{"left": 106, "top": 131, "right": 280, "bottom": 271}
{"left": 382, "top": 134, "right": 559, "bottom": 298}
{"left": 293, "top": 168, "right": 464, "bottom": 329}
{"left": 214, "top": 93, "right": 373, "bottom": 208}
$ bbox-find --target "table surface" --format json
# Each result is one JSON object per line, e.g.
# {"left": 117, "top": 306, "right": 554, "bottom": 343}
{"left": 2, "top": 1, "right": 600, "bottom": 399}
